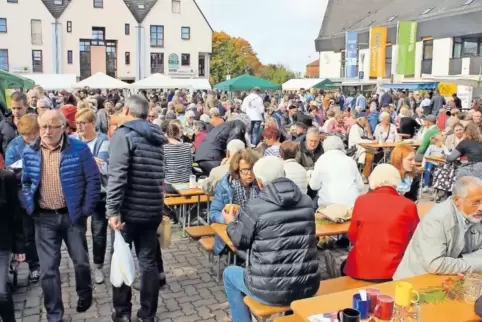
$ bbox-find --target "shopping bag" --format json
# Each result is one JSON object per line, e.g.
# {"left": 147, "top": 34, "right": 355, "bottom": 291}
{"left": 157, "top": 216, "right": 172, "bottom": 249}
{"left": 110, "top": 230, "right": 136, "bottom": 287}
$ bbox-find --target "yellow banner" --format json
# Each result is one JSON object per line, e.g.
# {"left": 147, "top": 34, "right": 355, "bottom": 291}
{"left": 369, "top": 27, "right": 387, "bottom": 78}
{"left": 438, "top": 82, "right": 457, "bottom": 97}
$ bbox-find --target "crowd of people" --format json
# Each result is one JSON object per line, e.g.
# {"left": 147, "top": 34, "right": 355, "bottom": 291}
{"left": 0, "top": 84, "right": 482, "bottom": 322}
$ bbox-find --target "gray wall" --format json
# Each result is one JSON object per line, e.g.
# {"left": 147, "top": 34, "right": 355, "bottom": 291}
{"left": 316, "top": 11, "right": 482, "bottom": 52}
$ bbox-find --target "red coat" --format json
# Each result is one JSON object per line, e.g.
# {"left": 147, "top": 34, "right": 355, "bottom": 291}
{"left": 437, "top": 112, "right": 448, "bottom": 131}
{"left": 344, "top": 186, "right": 419, "bottom": 280}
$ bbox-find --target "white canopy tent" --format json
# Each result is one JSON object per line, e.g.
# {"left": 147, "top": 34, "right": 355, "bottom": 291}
{"left": 178, "top": 78, "right": 211, "bottom": 90}
{"left": 73, "top": 72, "right": 130, "bottom": 89}
{"left": 22, "top": 74, "right": 77, "bottom": 90}
{"left": 282, "top": 78, "right": 327, "bottom": 91}
{"left": 131, "top": 74, "right": 211, "bottom": 90}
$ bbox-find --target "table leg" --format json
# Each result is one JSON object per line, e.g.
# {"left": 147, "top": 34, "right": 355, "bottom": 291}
{"left": 182, "top": 204, "right": 187, "bottom": 237}
{"left": 196, "top": 195, "right": 200, "bottom": 225}
{"left": 363, "top": 151, "right": 374, "bottom": 177}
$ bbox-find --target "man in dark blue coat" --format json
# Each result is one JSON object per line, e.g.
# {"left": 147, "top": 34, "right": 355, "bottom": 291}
{"left": 107, "top": 95, "right": 167, "bottom": 322}
{"left": 22, "top": 110, "right": 101, "bottom": 322}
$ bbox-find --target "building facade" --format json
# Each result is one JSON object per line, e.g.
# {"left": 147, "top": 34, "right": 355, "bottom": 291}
{"left": 0, "top": 0, "right": 213, "bottom": 81}
{"left": 314, "top": 0, "right": 482, "bottom": 82}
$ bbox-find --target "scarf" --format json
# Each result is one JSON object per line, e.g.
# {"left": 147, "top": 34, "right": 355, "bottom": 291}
{"left": 231, "top": 178, "right": 260, "bottom": 208}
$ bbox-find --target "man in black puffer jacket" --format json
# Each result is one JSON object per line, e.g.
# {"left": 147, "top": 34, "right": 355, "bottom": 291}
{"left": 106, "top": 95, "right": 167, "bottom": 322}
{"left": 223, "top": 156, "right": 319, "bottom": 322}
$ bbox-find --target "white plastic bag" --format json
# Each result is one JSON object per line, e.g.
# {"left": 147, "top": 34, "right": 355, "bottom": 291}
{"left": 110, "top": 230, "right": 136, "bottom": 287}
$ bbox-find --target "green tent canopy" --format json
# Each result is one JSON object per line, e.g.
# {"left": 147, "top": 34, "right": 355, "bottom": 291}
{"left": 214, "top": 74, "right": 281, "bottom": 91}
{"left": 0, "top": 70, "right": 35, "bottom": 110}
{"left": 312, "top": 79, "right": 337, "bottom": 89}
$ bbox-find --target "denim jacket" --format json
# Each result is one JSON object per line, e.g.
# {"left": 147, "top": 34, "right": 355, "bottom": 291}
{"left": 210, "top": 174, "right": 234, "bottom": 254}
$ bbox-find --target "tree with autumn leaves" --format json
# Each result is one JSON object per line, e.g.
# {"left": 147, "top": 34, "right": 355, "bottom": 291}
{"left": 210, "top": 31, "right": 295, "bottom": 85}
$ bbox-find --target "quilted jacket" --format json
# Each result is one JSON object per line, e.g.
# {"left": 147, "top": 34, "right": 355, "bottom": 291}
{"left": 21, "top": 134, "right": 101, "bottom": 223}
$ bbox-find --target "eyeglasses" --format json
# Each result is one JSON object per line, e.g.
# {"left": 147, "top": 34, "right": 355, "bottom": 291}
{"left": 239, "top": 168, "right": 253, "bottom": 175}
{"left": 148, "top": 115, "right": 156, "bottom": 118}
{"left": 40, "top": 124, "right": 63, "bottom": 131}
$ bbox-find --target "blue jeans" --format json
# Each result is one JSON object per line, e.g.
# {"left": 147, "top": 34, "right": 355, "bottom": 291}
{"left": 424, "top": 162, "right": 435, "bottom": 186}
{"left": 250, "top": 121, "right": 262, "bottom": 146}
{"left": 224, "top": 266, "right": 267, "bottom": 322}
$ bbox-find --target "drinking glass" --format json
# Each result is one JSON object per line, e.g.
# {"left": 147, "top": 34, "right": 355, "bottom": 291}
{"left": 464, "top": 273, "right": 482, "bottom": 304}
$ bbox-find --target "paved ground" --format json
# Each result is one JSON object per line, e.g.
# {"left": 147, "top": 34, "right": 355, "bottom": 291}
{"left": 12, "top": 222, "right": 347, "bottom": 322}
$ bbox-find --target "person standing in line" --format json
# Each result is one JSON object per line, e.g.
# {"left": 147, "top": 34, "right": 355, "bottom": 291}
{"left": 71, "top": 108, "right": 110, "bottom": 284}
{"left": 22, "top": 110, "right": 100, "bottom": 321}
{"left": 106, "top": 95, "right": 167, "bottom": 322}
{"left": 0, "top": 92, "right": 28, "bottom": 157}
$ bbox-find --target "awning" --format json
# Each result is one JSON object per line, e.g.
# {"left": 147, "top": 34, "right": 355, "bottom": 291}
{"left": 381, "top": 82, "right": 439, "bottom": 90}
{"left": 282, "top": 78, "right": 332, "bottom": 91}
{"left": 23, "top": 74, "right": 77, "bottom": 90}
{"left": 73, "top": 72, "right": 130, "bottom": 89}
{"left": 214, "top": 74, "right": 281, "bottom": 91}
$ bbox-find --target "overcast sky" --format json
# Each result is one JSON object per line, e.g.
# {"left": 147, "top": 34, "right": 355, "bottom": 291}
{"left": 197, "top": 0, "right": 328, "bottom": 73}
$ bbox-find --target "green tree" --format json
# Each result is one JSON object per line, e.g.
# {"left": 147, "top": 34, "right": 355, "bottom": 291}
{"left": 256, "top": 64, "right": 296, "bottom": 85}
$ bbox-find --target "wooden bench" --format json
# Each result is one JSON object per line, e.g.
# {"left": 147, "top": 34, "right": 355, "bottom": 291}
{"left": 164, "top": 195, "right": 213, "bottom": 206}
{"left": 244, "top": 277, "right": 374, "bottom": 321}
{"left": 185, "top": 226, "right": 215, "bottom": 239}
{"left": 273, "top": 315, "right": 302, "bottom": 322}
{"left": 198, "top": 237, "right": 215, "bottom": 252}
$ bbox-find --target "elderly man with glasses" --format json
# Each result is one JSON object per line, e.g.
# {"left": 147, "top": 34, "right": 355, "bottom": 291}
{"left": 22, "top": 110, "right": 100, "bottom": 322}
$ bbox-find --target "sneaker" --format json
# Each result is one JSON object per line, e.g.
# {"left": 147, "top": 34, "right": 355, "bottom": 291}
{"left": 423, "top": 186, "right": 429, "bottom": 193}
{"left": 93, "top": 268, "right": 104, "bottom": 284}
{"left": 159, "top": 273, "right": 167, "bottom": 288}
{"left": 28, "top": 269, "right": 40, "bottom": 284}
{"left": 136, "top": 312, "right": 158, "bottom": 322}
{"left": 76, "top": 296, "right": 92, "bottom": 313}
{"left": 111, "top": 313, "right": 131, "bottom": 322}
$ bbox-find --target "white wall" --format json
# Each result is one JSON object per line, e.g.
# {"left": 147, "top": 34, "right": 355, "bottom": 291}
{"left": 414, "top": 41, "right": 423, "bottom": 78}
{"left": 58, "top": 0, "right": 137, "bottom": 79}
{"left": 142, "top": 0, "right": 212, "bottom": 79}
{"left": 0, "top": 0, "right": 54, "bottom": 73}
{"left": 318, "top": 51, "right": 341, "bottom": 78}
{"left": 432, "top": 38, "right": 452, "bottom": 76}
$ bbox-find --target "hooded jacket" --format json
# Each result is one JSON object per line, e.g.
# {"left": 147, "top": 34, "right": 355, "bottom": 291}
{"left": 0, "top": 115, "right": 18, "bottom": 157}
{"left": 106, "top": 119, "right": 167, "bottom": 226}
{"left": 194, "top": 120, "right": 246, "bottom": 162}
{"left": 227, "top": 178, "right": 319, "bottom": 306}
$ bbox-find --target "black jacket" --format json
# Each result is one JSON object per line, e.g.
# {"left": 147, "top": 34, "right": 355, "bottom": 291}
{"left": 227, "top": 178, "right": 319, "bottom": 306}
{"left": 0, "top": 169, "right": 24, "bottom": 253}
{"left": 295, "top": 136, "right": 324, "bottom": 170}
{"left": 0, "top": 115, "right": 18, "bottom": 157}
{"left": 194, "top": 120, "right": 246, "bottom": 162}
{"left": 399, "top": 117, "right": 420, "bottom": 138}
{"left": 106, "top": 119, "right": 167, "bottom": 226}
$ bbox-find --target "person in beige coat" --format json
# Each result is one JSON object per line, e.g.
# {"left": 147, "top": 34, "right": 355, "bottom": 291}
{"left": 280, "top": 141, "right": 308, "bottom": 194}
{"left": 445, "top": 123, "right": 464, "bottom": 151}
{"left": 201, "top": 139, "right": 245, "bottom": 195}
{"left": 394, "top": 176, "right": 482, "bottom": 280}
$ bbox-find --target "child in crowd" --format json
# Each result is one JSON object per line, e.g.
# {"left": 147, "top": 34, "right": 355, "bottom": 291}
{"left": 422, "top": 133, "right": 450, "bottom": 192}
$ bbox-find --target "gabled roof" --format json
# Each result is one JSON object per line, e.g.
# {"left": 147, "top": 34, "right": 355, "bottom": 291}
{"left": 123, "top": 0, "right": 158, "bottom": 23}
{"left": 318, "top": 0, "right": 482, "bottom": 40}
{"left": 193, "top": 0, "right": 214, "bottom": 32}
{"left": 307, "top": 60, "right": 319, "bottom": 67}
{"left": 41, "top": 0, "right": 72, "bottom": 18}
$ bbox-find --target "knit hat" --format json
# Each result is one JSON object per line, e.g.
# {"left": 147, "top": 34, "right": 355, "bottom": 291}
{"left": 60, "top": 105, "right": 77, "bottom": 131}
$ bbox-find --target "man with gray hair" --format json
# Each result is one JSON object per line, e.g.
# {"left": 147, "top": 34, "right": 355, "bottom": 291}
{"left": 36, "top": 97, "right": 52, "bottom": 116}
{"left": 106, "top": 95, "right": 168, "bottom": 322}
{"left": 394, "top": 176, "right": 482, "bottom": 280}
{"left": 222, "top": 156, "right": 319, "bottom": 321}
{"left": 201, "top": 139, "right": 245, "bottom": 195}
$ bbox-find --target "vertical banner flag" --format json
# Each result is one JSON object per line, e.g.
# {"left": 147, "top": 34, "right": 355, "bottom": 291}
{"left": 369, "top": 27, "right": 387, "bottom": 77}
{"left": 397, "top": 21, "right": 418, "bottom": 75}
{"left": 345, "top": 31, "right": 358, "bottom": 78}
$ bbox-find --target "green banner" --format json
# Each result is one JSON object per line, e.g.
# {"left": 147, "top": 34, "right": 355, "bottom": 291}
{"left": 397, "top": 21, "right": 417, "bottom": 75}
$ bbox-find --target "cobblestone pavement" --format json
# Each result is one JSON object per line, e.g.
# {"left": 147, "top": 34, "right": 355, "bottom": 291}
{"left": 12, "top": 222, "right": 347, "bottom": 322}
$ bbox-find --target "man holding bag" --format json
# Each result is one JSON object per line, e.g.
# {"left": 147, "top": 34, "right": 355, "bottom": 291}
{"left": 106, "top": 95, "right": 167, "bottom": 322}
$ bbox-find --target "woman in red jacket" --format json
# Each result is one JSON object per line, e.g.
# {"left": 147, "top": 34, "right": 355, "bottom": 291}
{"left": 344, "top": 164, "right": 420, "bottom": 282}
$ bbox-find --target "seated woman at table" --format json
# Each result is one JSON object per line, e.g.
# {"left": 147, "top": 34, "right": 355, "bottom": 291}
{"left": 445, "top": 122, "right": 464, "bottom": 150}
{"left": 326, "top": 111, "right": 347, "bottom": 135}
{"left": 390, "top": 144, "right": 420, "bottom": 202}
{"left": 259, "top": 126, "right": 281, "bottom": 157}
{"left": 210, "top": 149, "right": 260, "bottom": 255}
{"left": 446, "top": 123, "right": 482, "bottom": 180}
{"left": 164, "top": 123, "right": 193, "bottom": 193}
{"left": 373, "top": 111, "right": 398, "bottom": 143}
{"left": 344, "top": 164, "right": 419, "bottom": 282}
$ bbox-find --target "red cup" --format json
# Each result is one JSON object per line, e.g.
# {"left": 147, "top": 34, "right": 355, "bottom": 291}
{"left": 374, "top": 295, "right": 394, "bottom": 320}
{"left": 366, "top": 288, "right": 381, "bottom": 313}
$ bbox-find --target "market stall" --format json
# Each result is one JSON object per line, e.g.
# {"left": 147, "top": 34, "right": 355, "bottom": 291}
{"left": 214, "top": 74, "right": 281, "bottom": 91}
{"left": 73, "top": 72, "right": 130, "bottom": 89}
{"left": 23, "top": 74, "right": 76, "bottom": 91}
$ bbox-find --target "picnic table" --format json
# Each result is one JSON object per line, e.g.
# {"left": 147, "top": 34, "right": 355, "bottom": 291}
{"left": 290, "top": 274, "right": 478, "bottom": 321}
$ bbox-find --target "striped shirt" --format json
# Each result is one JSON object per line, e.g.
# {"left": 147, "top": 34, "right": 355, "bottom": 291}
{"left": 164, "top": 142, "right": 193, "bottom": 183}
{"left": 264, "top": 145, "right": 281, "bottom": 157}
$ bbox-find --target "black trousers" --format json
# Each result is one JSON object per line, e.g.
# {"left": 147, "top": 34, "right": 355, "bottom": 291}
{"left": 35, "top": 212, "right": 92, "bottom": 322}
{"left": 197, "top": 160, "right": 221, "bottom": 175}
{"left": 91, "top": 200, "right": 108, "bottom": 266}
{"left": 0, "top": 250, "right": 14, "bottom": 322}
{"left": 113, "top": 223, "right": 159, "bottom": 319}
{"left": 23, "top": 212, "right": 39, "bottom": 272}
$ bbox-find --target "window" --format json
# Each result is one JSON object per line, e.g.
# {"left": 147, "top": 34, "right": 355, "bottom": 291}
{"left": 0, "top": 19, "right": 6, "bottom": 33}
{"left": 32, "top": 50, "right": 43, "bottom": 73}
{"left": 150, "top": 25, "right": 164, "bottom": 47}
{"left": 423, "top": 39, "right": 433, "bottom": 60}
{"left": 67, "top": 50, "right": 73, "bottom": 64}
{"left": 125, "top": 52, "right": 130, "bottom": 65}
{"left": 79, "top": 40, "right": 91, "bottom": 80}
{"left": 125, "top": 23, "right": 130, "bottom": 35}
{"left": 67, "top": 21, "right": 72, "bottom": 33}
{"left": 181, "top": 26, "right": 190, "bottom": 40}
{"left": 92, "top": 27, "right": 105, "bottom": 45}
{"left": 138, "top": 4, "right": 145, "bottom": 8}
{"left": 0, "top": 49, "right": 8, "bottom": 71}
{"left": 31, "top": 19, "right": 42, "bottom": 45}
{"left": 172, "top": 0, "right": 180, "bottom": 14}
{"left": 7, "top": 0, "right": 18, "bottom": 3}
{"left": 453, "top": 37, "right": 482, "bottom": 58}
{"left": 151, "top": 53, "right": 164, "bottom": 73}
{"left": 181, "top": 53, "right": 190, "bottom": 66}
{"left": 198, "top": 55, "right": 205, "bottom": 77}
{"left": 54, "top": 0, "right": 62, "bottom": 4}
{"left": 93, "top": 0, "right": 103, "bottom": 8}
{"left": 106, "top": 40, "right": 117, "bottom": 78}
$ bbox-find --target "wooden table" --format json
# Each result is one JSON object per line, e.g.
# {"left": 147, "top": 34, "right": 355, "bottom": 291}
{"left": 168, "top": 184, "right": 211, "bottom": 232}
{"left": 291, "top": 274, "right": 479, "bottom": 321}
{"left": 425, "top": 155, "right": 445, "bottom": 164}
{"left": 210, "top": 223, "right": 235, "bottom": 251}
{"left": 360, "top": 141, "right": 421, "bottom": 150}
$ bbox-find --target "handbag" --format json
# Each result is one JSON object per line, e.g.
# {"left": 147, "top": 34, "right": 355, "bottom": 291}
{"left": 157, "top": 216, "right": 172, "bottom": 249}
{"left": 315, "top": 204, "right": 353, "bottom": 223}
